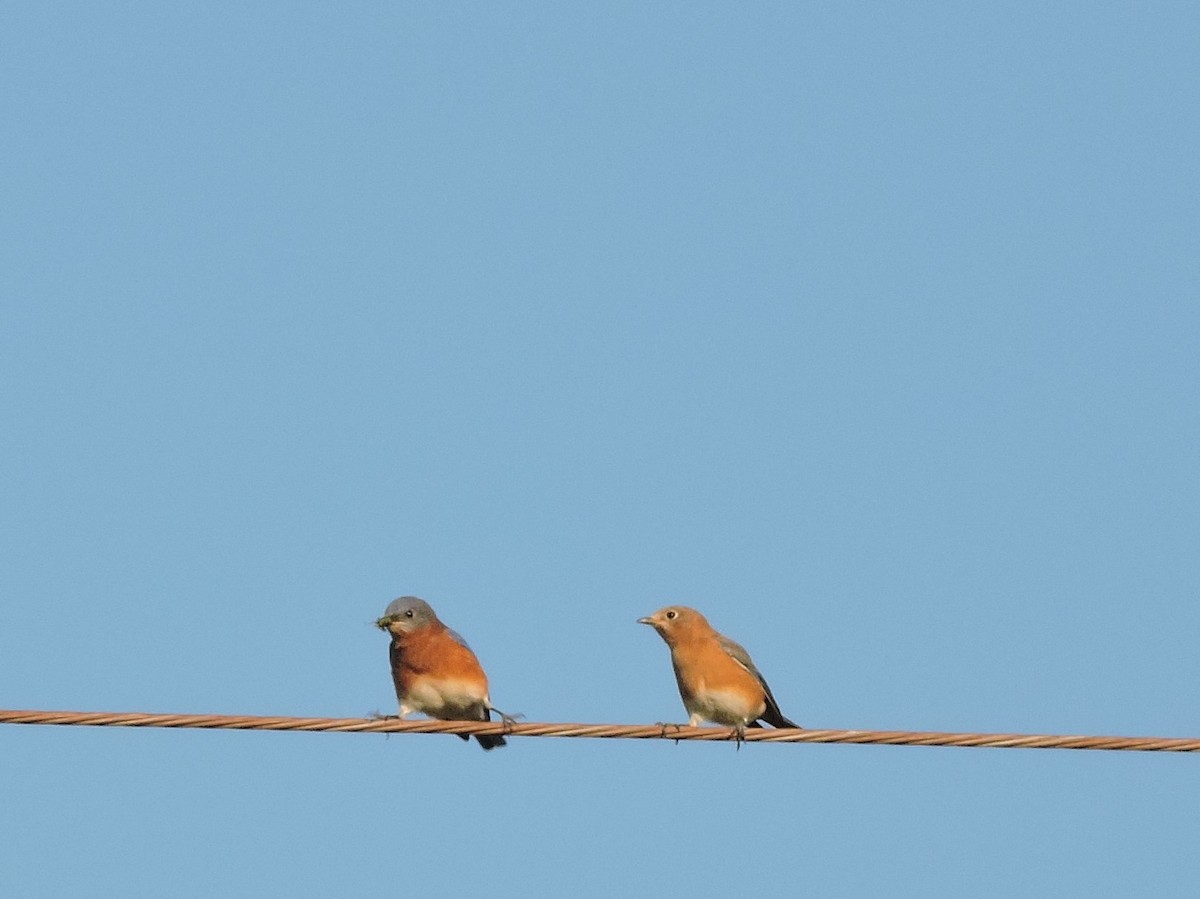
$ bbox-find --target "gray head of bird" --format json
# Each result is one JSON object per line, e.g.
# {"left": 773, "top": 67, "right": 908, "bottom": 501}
{"left": 375, "top": 595, "right": 438, "bottom": 635}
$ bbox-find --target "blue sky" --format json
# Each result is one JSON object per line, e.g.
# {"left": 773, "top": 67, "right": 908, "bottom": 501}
{"left": 2, "top": 3, "right": 1197, "bottom": 896}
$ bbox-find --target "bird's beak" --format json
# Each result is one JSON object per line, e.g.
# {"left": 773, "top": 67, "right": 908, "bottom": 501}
{"left": 375, "top": 616, "right": 395, "bottom": 629}
{"left": 637, "top": 616, "right": 654, "bottom": 626}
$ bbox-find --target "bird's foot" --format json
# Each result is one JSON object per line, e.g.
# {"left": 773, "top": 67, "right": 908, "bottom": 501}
{"left": 733, "top": 724, "right": 747, "bottom": 751}
{"left": 655, "top": 722, "right": 684, "bottom": 744}
{"left": 490, "top": 707, "right": 523, "bottom": 734}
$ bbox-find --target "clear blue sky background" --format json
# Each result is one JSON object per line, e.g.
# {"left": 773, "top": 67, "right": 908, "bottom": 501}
{"left": 2, "top": 4, "right": 1197, "bottom": 896}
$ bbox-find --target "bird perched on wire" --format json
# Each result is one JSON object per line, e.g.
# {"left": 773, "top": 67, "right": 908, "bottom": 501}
{"left": 638, "top": 605, "right": 801, "bottom": 740}
{"left": 376, "top": 596, "right": 510, "bottom": 751}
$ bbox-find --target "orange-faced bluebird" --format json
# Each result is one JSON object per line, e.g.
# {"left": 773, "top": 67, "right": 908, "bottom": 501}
{"left": 376, "top": 596, "right": 508, "bottom": 751}
{"left": 638, "top": 605, "right": 801, "bottom": 737}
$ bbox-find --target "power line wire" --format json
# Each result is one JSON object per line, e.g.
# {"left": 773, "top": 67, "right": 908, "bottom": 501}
{"left": 2, "top": 708, "right": 1197, "bottom": 752}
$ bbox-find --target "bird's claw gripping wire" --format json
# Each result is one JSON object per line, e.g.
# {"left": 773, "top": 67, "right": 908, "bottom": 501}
{"left": 733, "top": 724, "right": 747, "bottom": 751}
{"left": 656, "top": 722, "right": 684, "bottom": 744}
{"left": 492, "top": 708, "right": 522, "bottom": 735}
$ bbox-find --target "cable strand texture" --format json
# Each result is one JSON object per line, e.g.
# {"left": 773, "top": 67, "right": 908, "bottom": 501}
{"left": 1, "top": 709, "right": 1198, "bottom": 752}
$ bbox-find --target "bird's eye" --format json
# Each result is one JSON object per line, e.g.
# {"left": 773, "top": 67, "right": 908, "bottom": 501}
{"left": 404, "top": 610, "right": 414, "bottom": 618}
{"left": 665, "top": 610, "right": 677, "bottom": 620}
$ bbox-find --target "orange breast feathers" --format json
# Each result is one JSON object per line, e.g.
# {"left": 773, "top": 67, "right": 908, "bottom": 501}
{"left": 391, "top": 622, "right": 490, "bottom": 701}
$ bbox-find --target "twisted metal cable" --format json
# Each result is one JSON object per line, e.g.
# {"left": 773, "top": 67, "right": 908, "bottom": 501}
{"left": 1, "top": 708, "right": 1198, "bottom": 752}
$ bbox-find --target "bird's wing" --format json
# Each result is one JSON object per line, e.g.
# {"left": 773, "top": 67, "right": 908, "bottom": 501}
{"left": 717, "top": 634, "right": 798, "bottom": 728}
{"left": 445, "top": 627, "right": 473, "bottom": 651}
{"left": 716, "top": 634, "right": 762, "bottom": 680}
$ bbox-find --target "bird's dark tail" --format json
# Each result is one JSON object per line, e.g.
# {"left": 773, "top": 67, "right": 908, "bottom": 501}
{"left": 759, "top": 693, "right": 802, "bottom": 730}
{"left": 760, "top": 711, "right": 801, "bottom": 729}
{"left": 467, "top": 706, "right": 508, "bottom": 750}
{"left": 453, "top": 732, "right": 505, "bottom": 749}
